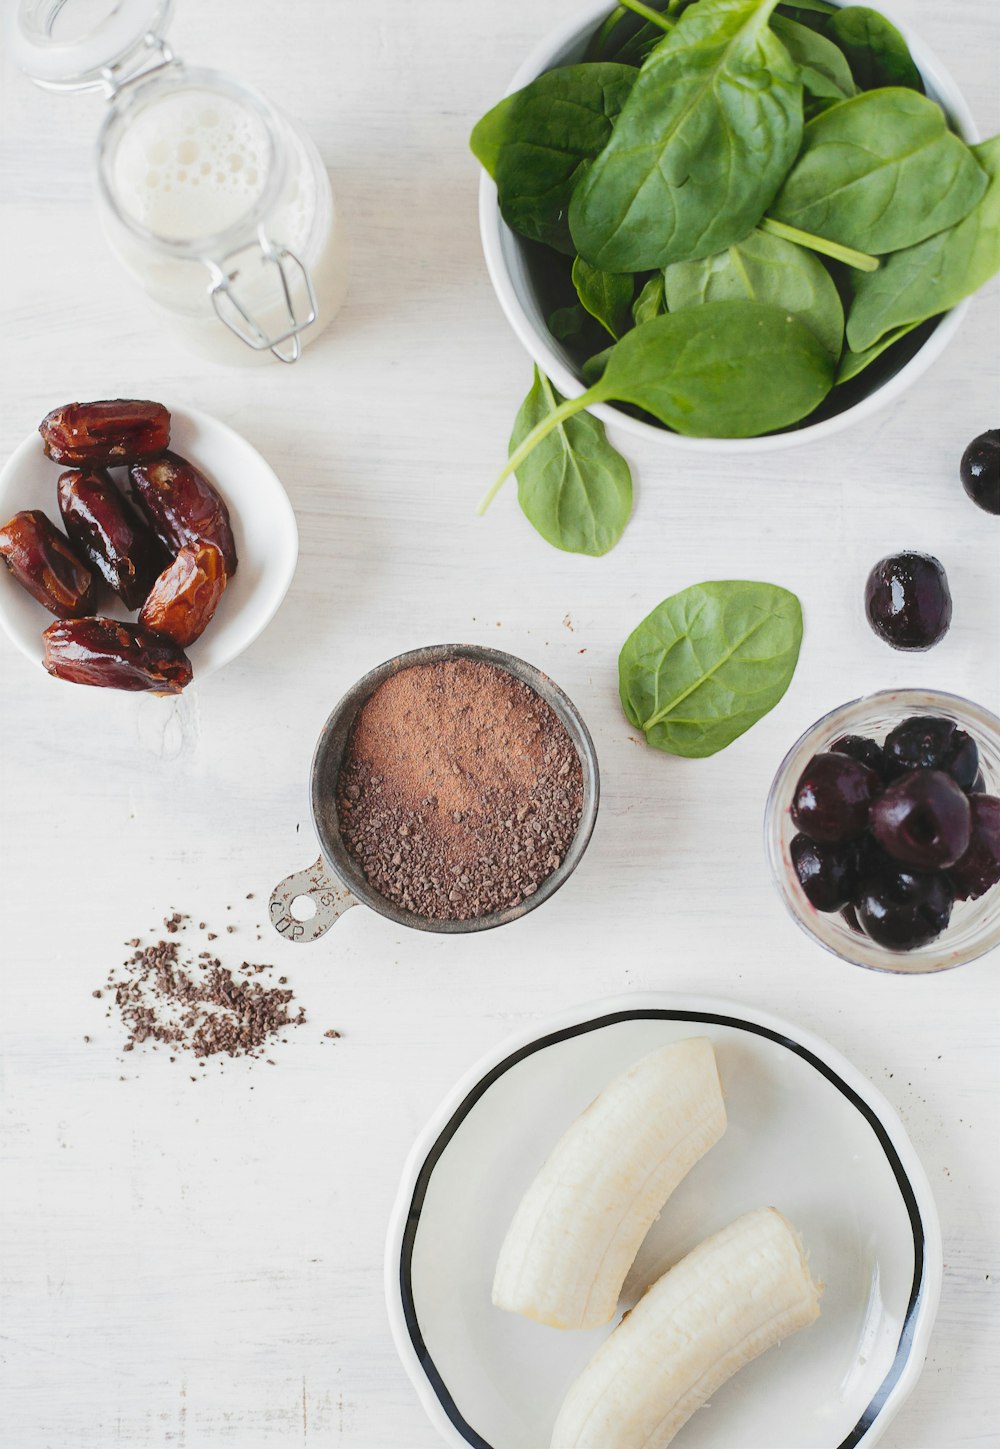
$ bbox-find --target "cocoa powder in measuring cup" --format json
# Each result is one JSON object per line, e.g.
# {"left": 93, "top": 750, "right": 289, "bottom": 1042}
{"left": 336, "top": 658, "right": 584, "bottom": 920}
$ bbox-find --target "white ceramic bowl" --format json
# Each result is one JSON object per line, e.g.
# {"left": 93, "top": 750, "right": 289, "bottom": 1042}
{"left": 478, "top": 0, "right": 978, "bottom": 453}
{"left": 0, "top": 402, "right": 298, "bottom": 685}
{"left": 386, "top": 992, "right": 942, "bottom": 1449}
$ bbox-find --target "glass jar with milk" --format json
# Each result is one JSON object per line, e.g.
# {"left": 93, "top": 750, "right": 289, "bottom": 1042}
{"left": 13, "top": 0, "right": 349, "bottom": 364}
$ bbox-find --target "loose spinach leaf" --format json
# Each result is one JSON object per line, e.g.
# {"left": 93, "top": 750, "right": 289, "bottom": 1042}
{"left": 771, "top": 88, "right": 987, "bottom": 255}
{"left": 664, "top": 226, "right": 844, "bottom": 356}
{"left": 771, "top": 14, "right": 856, "bottom": 102}
{"left": 826, "top": 6, "right": 923, "bottom": 92}
{"left": 470, "top": 63, "right": 637, "bottom": 254}
{"left": 569, "top": 0, "right": 804, "bottom": 271}
{"left": 836, "top": 322, "right": 920, "bottom": 382}
{"left": 510, "top": 367, "right": 632, "bottom": 555}
{"left": 484, "top": 301, "right": 834, "bottom": 511}
{"left": 846, "top": 134, "right": 1000, "bottom": 351}
{"left": 619, "top": 580, "right": 803, "bottom": 756}
{"left": 572, "top": 256, "right": 636, "bottom": 339}
{"left": 632, "top": 273, "right": 666, "bottom": 325}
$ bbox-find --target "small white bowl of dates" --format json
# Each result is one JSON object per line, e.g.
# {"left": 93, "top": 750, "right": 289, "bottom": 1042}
{"left": 0, "top": 399, "right": 298, "bottom": 693}
{"left": 767, "top": 690, "right": 1000, "bottom": 973}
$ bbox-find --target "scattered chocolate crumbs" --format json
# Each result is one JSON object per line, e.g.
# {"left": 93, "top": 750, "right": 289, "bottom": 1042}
{"left": 337, "top": 658, "right": 584, "bottom": 921}
{"left": 324, "top": 1029, "right": 342, "bottom": 1040}
{"left": 101, "top": 928, "right": 308, "bottom": 1061}
{"left": 92, "top": 990, "right": 102, "bottom": 999}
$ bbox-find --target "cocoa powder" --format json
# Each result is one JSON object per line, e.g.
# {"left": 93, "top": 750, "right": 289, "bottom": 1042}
{"left": 337, "top": 658, "right": 584, "bottom": 920}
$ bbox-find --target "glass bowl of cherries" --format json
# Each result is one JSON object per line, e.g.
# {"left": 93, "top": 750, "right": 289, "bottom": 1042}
{"left": 766, "top": 690, "right": 1000, "bottom": 973}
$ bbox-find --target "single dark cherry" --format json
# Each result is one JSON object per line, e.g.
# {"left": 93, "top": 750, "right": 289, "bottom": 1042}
{"left": 948, "top": 795, "right": 1000, "bottom": 900}
{"left": 864, "top": 552, "right": 952, "bottom": 651}
{"left": 831, "top": 733, "right": 885, "bottom": 778}
{"left": 791, "top": 834, "right": 861, "bottom": 912}
{"left": 883, "top": 716, "right": 979, "bottom": 791}
{"left": 855, "top": 866, "right": 954, "bottom": 951}
{"left": 960, "top": 428, "right": 1000, "bottom": 515}
{"left": 791, "top": 752, "right": 881, "bottom": 844}
{"left": 870, "top": 769, "right": 971, "bottom": 870}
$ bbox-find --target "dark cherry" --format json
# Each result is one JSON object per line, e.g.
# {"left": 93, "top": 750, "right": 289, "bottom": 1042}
{"left": 948, "top": 795, "right": 1000, "bottom": 901}
{"left": 864, "top": 552, "right": 952, "bottom": 651}
{"left": 959, "top": 428, "right": 1000, "bottom": 515}
{"left": 883, "top": 716, "right": 979, "bottom": 791}
{"left": 855, "top": 866, "right": 954, "bottom": 951}
{"left": 870, "top": 769, "right": 971, "bottom": 870}
{"left": 791, "top": 752, "right": 881, "bottom": 843}
{"left": 791, "top": 834, "right": 861, "bottom": 912}
{"left": 831, "top": 733, "right": 885, "bottom": 778}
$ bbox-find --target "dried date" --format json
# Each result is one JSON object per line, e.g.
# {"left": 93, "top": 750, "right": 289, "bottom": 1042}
{"left": 42, "top": 618, "right": 193, "bottom": 694}
{"left": 40, "top": 400, "right": 171, "bottom": 466}
{"left": 0, "top": 509, "right": 97, "bottom": 618}
{"left": 58, "top": 468, "right": 166, "bottom": 611}
{"left": 130, "top": 452, "right": 238, "bottom": 575}
{"left": 139, "top": 542, "right": 228, "bottom": 647}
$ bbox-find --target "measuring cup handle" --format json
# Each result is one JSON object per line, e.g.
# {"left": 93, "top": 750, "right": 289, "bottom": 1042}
{"left": 269, "top": 857, "right": 358, "bottom": 943}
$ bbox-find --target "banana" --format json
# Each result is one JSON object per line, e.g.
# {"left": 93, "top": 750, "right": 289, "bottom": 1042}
{"left": 550, "top": 1206, "right": 822, "bottom": 1449}
{"left": 492, "top": 1037, "right": 726, "bottom": 1330}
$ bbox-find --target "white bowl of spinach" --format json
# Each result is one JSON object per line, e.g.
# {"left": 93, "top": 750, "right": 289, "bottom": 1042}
{"left": 472, "top": 0, "right": 998, "bottom": 554}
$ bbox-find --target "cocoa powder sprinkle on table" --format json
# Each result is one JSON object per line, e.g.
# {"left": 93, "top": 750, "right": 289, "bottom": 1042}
{"left": 336, "top": 658, "right": 584, "bottom": 921}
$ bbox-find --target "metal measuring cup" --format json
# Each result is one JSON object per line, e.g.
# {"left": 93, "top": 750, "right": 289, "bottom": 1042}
{"left": 268, "top": 644, "right": 600, "bottom": 942}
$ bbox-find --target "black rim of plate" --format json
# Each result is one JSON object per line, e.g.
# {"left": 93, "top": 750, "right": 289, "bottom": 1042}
{"left": 397, "top": 1009, "right": 927, "bottom": 1449}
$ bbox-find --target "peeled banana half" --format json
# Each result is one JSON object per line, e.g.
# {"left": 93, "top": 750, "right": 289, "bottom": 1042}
{"left": 492, "top": 1036, "right": 727, "bottom": 1330}
{"left": 550, "top": 1205, "right": 822, "bottom": 1449}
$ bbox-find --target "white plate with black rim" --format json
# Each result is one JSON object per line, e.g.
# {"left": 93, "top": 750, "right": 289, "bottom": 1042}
{"left": 385, "top": 993, "right": 941, "bottom": 1449}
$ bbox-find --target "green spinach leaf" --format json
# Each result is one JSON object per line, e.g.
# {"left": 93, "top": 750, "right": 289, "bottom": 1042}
{"left": 594, "top": 300, "right": 833, "bottom": 436}
{"left": 569, "top": 0, "right": 804, "bottom": 271}
{"left": 619, "top": 580, "right": 803, "bottom": 756}
{"left": 572, "top": 256, "right": 636, "bottom": 339}
{"left": 481, "top": 300, "right": 834, "bottom": 513}
{"left": 771, "top": 88, "right": 988, "bottom": 254}
{"left": 510, "top": 367, "right": 632, "bottom": 555}
{"left": 470, "top": 64, "right": 637, "bottom": 254}
{"left": 771, "top": 14, "right": 856, "bottom": 102}
{"left": 632, "top": 273, "right": 666, "bottom": 325}
{"left": 664, "top": 226, "right": 844, "bottom": 356}
{"left": 826, "top": 6, "right": 923, "bottom": 92}
{"left": 846, "top": 134, "right": 1000, "bottom": 351}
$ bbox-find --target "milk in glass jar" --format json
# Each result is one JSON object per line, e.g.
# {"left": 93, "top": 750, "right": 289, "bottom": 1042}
{"left": 14, "top": 0, "right": 349, "bottom": 363}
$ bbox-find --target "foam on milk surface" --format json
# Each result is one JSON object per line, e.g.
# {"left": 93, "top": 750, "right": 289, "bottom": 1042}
{"left": 113, "top": 89, "right": 309, "bottom": 244}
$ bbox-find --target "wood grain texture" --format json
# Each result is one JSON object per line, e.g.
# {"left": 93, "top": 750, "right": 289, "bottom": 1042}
{"left": 0, "top": 1, "right": 997, "bottom": 1446}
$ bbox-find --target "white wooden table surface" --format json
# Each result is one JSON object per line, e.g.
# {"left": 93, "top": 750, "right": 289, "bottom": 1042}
{"left": 1, "top": 2, "right": 998, "bottom": 1446}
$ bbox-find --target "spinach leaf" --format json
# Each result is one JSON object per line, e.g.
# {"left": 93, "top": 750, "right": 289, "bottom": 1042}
{"left": 771, "top": 88, "right": 988, "bottom": 254}
{"left": 826, "top": 6, "right": 923, "bottom": 92}
{"left": 618, "top": 580, "right": 803, "bottom": 756}
{"left": 569, "top": 0, "right": 804, "bottom": 271}
{"left": 481, "top": 301, "right": 834, "bottom": 513}
{"left": 470, "top": 64, "right": 637, "bottom": 254}
{"left": 593, "top": 300, "right": 833, "bottom": 436}
{"left": 632, "top": 273, "right": 666, "bottom": 325}
{"left": 510, "top": 367, "right": 632, "bottom": 555}
{"left": 572, "top": 256, "right": 636, "bottom": 339}
{"left": 845, "top": 134, "right": 1000, "bottom": 351}
{"left": 771, "top": 14, "right": 856, "bottom": 102}
{"left": 836, "top": 322, "right": 920, "bottom": 383}
{"left": 664, "top": 226, "right": 844, "bottom": 356}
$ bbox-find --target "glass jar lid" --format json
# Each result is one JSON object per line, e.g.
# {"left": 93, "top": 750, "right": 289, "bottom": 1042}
{"left": 14, "top": 0, "right": 175, "bottom": 92}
